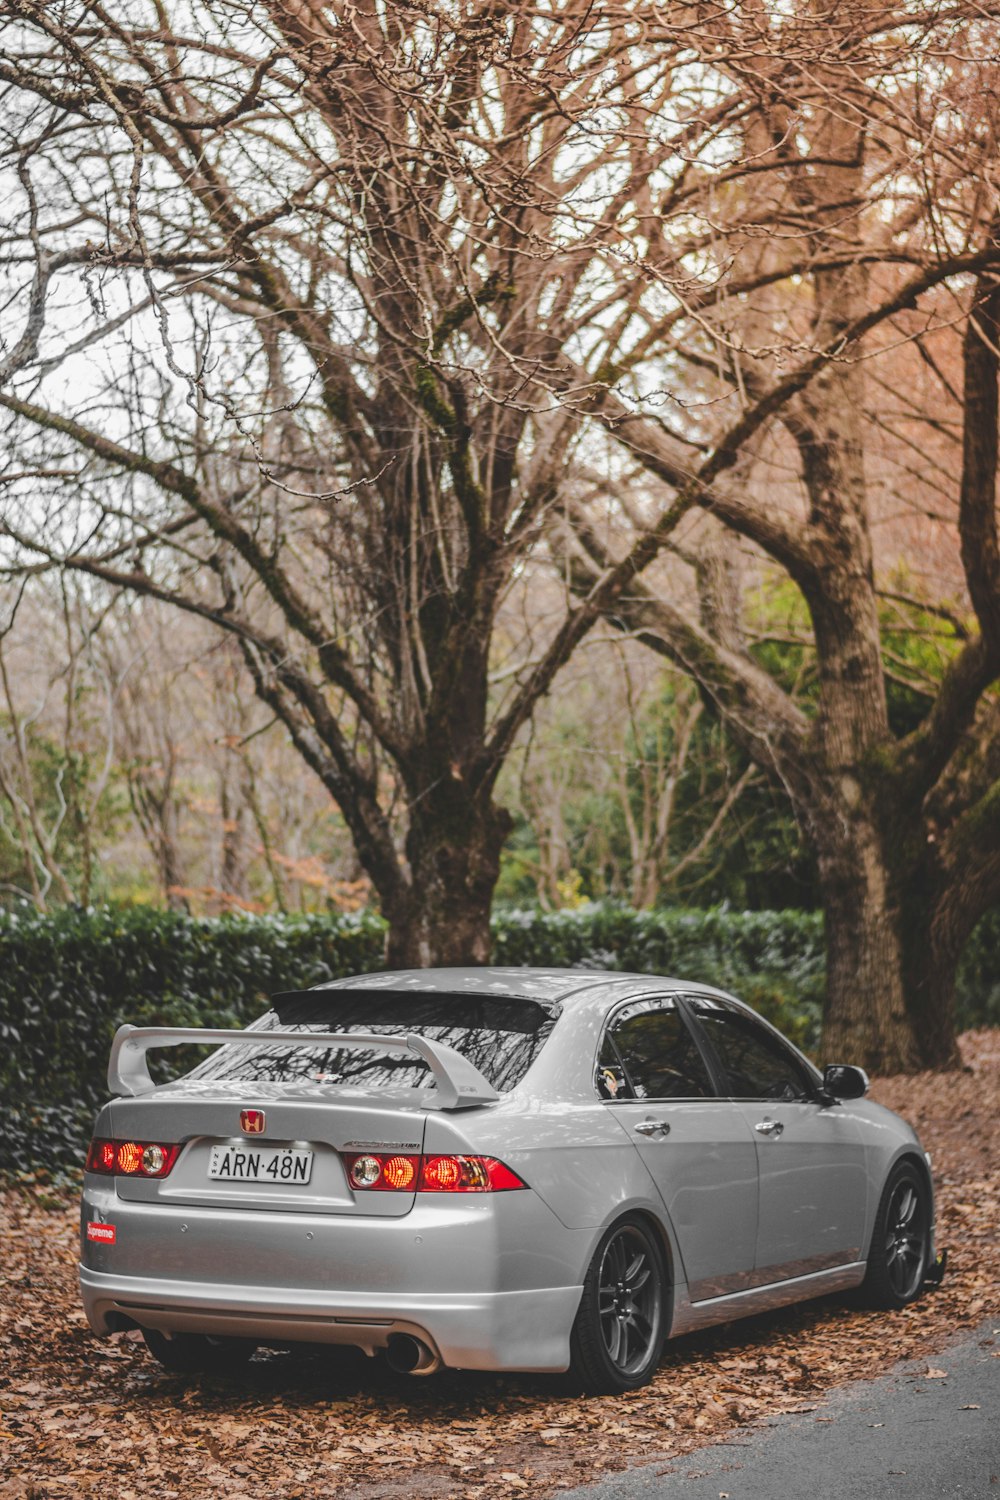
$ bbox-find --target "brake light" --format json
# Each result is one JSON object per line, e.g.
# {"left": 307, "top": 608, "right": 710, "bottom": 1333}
{"left": 423, "top": 1154, "right": 465, "bottom": 1190}
{"left": 423, "top": 1155, "right": 526, "bottom": 1192}
{"left": 343, "top": 1152, "right": 526, "bottom": 1193}
{"left": 85, "top": 1138, "right": 180, "bottom": 1178}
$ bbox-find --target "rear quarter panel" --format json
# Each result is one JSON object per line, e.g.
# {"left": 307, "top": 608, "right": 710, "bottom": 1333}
{"left": 426, "top": 1101, "right": 674, "bottom": 1292}
{"left": 426, "top": 991, "right": 685, "bottom": 1288}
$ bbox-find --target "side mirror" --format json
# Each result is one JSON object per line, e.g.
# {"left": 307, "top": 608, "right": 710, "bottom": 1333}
{"left": 822, "top": 1063, "right": 869, "bottom": 1101}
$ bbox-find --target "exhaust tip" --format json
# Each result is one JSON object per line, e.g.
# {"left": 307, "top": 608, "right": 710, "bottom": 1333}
{"left": 384, "top": 1333, "right": 440, "bottom": 1375}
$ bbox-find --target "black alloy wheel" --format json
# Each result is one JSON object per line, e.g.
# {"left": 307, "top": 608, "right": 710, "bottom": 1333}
{"left": 885, "top": 1177, "right": 927, "bottom": 1300}
{"left": 858, "top": 1161, "right": 930, "bottom": 1310}
{"left": 568, "top": 1215, "right": 667, "bottom": 1394}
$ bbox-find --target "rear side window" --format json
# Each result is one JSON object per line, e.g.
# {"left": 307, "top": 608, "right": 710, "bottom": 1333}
{"left": 188, "top": 992, "right": 558, "bottom": 1094}
{"left": 601, "top": 999, "right": 715, "bottom": 1100}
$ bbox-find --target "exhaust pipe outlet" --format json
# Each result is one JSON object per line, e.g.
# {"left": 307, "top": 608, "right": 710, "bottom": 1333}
{"left": 384, "top": 1333, "right": 440, "bottom": 1376}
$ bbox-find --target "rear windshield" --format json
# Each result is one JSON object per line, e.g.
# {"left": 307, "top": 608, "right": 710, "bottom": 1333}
{"left": 187, "top": 991, "right": 559, "bottom": 1093}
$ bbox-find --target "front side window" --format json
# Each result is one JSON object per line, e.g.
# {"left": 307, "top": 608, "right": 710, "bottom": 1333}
{"left": 599, "top": 999, "right": 715, "bottom": 1100}
{"left": 686, "top": 998, "right": 813, "bottom": 1101}
{"left": 188, "top": 992, "right": 558, "bottom": 1094}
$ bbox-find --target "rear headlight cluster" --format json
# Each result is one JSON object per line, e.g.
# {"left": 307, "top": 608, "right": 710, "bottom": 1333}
{"left": 343, "top": 1152, "right": 525, "bottom": 1193}
{"left": 86, "top": 1138, "right": 180, "bottom": 1178}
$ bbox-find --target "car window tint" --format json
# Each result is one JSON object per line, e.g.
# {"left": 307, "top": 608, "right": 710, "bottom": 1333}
{"left": 607, "top": 1001, "right": 714, "bottom": 1100}
{"left": 188, "top": 993, "right": 558, "bottom": 1094}
{"left": 687, "top": 998, "right": 812, "bottom": 1101}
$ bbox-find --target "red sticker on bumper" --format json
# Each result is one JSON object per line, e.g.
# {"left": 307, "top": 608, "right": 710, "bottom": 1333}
{"left": 86, "top": 1222, "right": 116, "bottom": 1244}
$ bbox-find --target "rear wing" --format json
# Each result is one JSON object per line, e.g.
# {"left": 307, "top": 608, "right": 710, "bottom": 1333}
{"left": 107, "top": 1024, "right": 499, "bottom": 1110}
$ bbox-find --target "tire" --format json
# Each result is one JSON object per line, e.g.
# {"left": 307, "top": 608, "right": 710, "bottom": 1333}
{"left": 142, "top": 1327, "right": 256, "bottom": 1374}
{"left": 568, "top": 1214, "right": 667, "bottom": 1395}
{"left": 858, "top": 1161, "right": 930, "bottom": 1310}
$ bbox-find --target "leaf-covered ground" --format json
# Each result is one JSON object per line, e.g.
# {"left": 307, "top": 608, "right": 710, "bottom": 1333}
{"left": 2, "top": 1031, "right": 998, "bottom": 1499}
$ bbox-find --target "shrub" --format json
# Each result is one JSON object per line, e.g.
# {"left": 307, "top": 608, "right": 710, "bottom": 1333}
{"left": 492, "top": 904, "right": 826, "bottom": 1050}
{"left": 1, "top": 900, "right": 995, "bottom": 1176}
{"left": 0, "top": 905, "right": 384, "bottom": 1177}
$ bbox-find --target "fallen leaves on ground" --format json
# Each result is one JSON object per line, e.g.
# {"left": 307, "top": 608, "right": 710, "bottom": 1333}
{"left": 2, "top": 1030, "right": 999, "bottom": 1500}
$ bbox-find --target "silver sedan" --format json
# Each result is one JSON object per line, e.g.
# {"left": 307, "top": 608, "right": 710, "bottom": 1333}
{"left": 79, "top": 968, "right": 939, "bottom": 1393}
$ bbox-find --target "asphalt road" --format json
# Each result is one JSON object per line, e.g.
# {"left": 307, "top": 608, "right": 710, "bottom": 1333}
{"left": 564, "top": 1324, "right": 1000, "bottom": 1500}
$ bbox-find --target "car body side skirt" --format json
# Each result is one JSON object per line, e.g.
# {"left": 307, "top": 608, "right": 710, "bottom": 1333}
{"left": 669, "top": 1260, "right": 868, "bottom": 1338}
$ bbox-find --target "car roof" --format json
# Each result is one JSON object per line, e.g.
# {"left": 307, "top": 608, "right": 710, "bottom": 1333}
{"left": 275, "top": 966, "right": 823, "bottom": 1094}
{"left": 308, "top": 966, "right": 727, "bottom": 1011}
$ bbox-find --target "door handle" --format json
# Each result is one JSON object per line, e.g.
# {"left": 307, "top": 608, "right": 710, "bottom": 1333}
{"left": 634, "top": 1120, "right": 671, "bottom": 1138}
{"left": 754, "top": 1118, "right": 784, "bottom": 1137}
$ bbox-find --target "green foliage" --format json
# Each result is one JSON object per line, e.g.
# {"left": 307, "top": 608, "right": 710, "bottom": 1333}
{"left": 493, "top": 903, "right": 826, "bottom": 1051}
{"left": 745, "top": 576, "right": 818, "bottom": 705}
{"left": 496, "top": 674, "right": 818, "bottom": 912}
{"left": 3, "top": 900, "right": 996, "bottom": 1177}
{"left": 0, "top": 719, "right": 128, "bottom": 904}
{"left": 745, "top": 569, "right": 967, "bottom": 739}
{"left": 628, "top": 705, "right": 817, "bottom": 911}
{"left": 0, "top": 904, "right": 385, "bottom": 1177}
{"left": 955, "top": 907, "right": 1000, "bottom": 1032}
{"left": 494, "top": 812, "right": 548, "bottom": 904}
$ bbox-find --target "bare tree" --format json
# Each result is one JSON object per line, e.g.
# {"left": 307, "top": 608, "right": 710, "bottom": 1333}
{"left": 97, "top": 602, "right": 363, "bottom": 911}
{"left": 555, "top": 4, "right": 1000, "bottom": 1069}
{"left": 0, "top": 578, "right": 120, "bottom": 904}
{"left": 505, "top": 647, "right": 760, "bottom": 910}
{"left": 0, "top": 1, "right": 998, "bottom": 1069}
{"left": 2, "top": 0, "right": 695, "bottom": 962}
{"left": 109, "top": 616, "right": 192, "bottom": 910}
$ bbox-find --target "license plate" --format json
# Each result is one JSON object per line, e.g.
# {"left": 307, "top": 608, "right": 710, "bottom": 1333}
{"left": 208, "top": 1144, "right": 313, "bottom": 1185}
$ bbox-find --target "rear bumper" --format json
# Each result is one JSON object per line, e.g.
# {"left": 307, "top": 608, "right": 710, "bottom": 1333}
{"left": 79, "top": 1265, "right": 580, "bottom": 1371}
{"left": 79, "top": 1178, "right": 584, "bottom": 1371}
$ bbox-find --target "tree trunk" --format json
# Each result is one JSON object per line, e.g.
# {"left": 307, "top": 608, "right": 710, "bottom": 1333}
{"left": 162, "top": 834, "right": 190, "bottom": 912}
{"left": 900, "top": 809, "right": 1000, "bottom": 1070}
{"left": 900, "top": 915, "right": 965, "bottom": 1072}
{"left": 816, "top": 800, "right": 921, "bottom": 1073}
{"left": 816, "top": 778, "right": 973, "bottom": 1074}
{"left": 382, "top": 791, "right": 512, "bottom": 968}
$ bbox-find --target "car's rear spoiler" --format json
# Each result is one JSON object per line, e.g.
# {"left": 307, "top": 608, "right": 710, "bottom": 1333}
{"left": 107, "top": 1025, "right": 500, "bottom": 1110}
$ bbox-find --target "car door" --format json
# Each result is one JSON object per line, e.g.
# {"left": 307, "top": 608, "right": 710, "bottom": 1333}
{"left": 599, "top": 996, "right": 759, "bottom": 1301}
{"left": 683, "top": 995, "right": 868, "bottom": 1284}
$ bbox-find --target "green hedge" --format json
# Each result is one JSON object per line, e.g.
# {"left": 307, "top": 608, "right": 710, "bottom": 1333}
{"left": 0, "top": 906, "right": 385, "bottom": 1178}
{"left": 493, "top": 904, "right": 827, "bottom": 1049}
{"left": 2, "top": 902, "right": 996, "bottom": 1176}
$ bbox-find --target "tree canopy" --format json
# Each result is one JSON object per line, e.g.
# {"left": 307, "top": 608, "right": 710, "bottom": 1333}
{"left": 1, "top": 0, "right": 999, "bottom": 1068}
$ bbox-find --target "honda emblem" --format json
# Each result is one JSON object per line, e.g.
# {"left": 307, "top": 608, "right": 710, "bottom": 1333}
{"left": 240, "top": 1109, "right": 265, "bottom": 1135}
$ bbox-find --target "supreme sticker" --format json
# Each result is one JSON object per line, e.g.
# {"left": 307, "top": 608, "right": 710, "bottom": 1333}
{"left": 86, "top": 1222, "right": 116, "bottom": 1245}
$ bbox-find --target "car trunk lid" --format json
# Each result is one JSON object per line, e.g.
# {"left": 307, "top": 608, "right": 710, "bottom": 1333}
{"left": 108, "top": 1083, "right": 430, "bottom": 1217}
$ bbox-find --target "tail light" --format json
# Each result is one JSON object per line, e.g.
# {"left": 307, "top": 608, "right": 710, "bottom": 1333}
{"left": 343, "top": 1152, "right": 526, "bottom": 1193}
{"left": 421, "top": 1155, "right": 525, "bottom": 1191}
{"left": 86, "top": 1138, "right": 180, "bottom": 1179}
